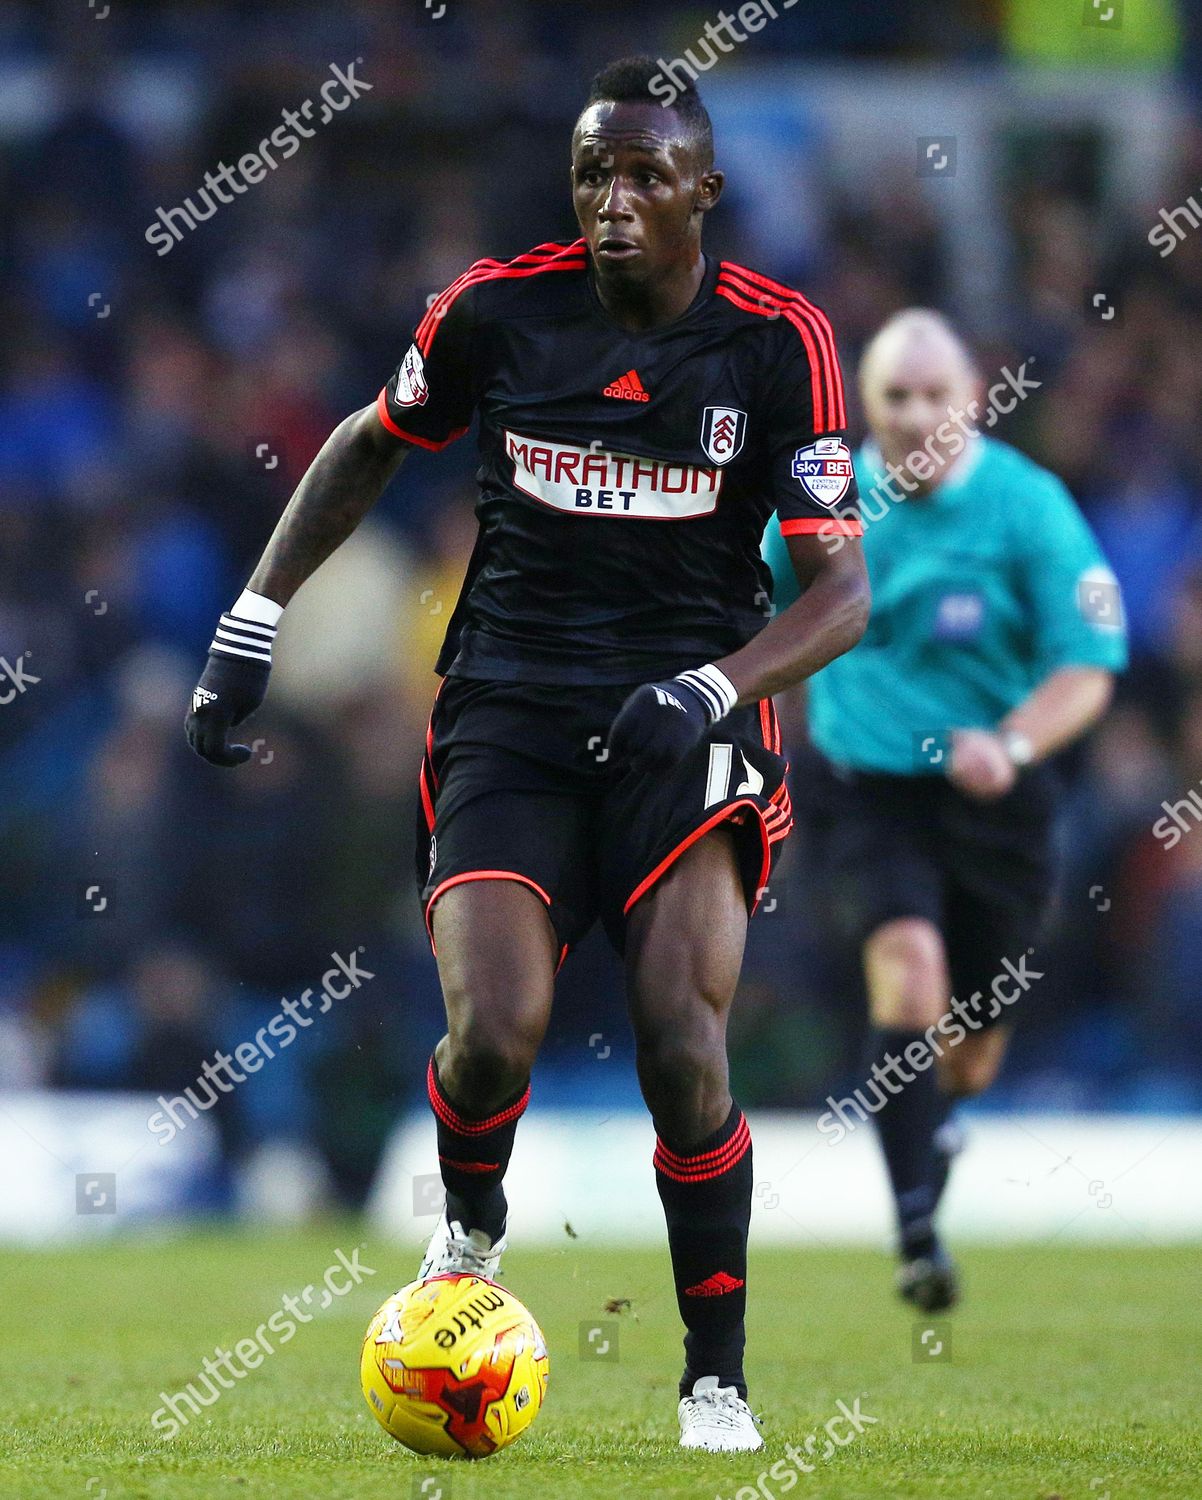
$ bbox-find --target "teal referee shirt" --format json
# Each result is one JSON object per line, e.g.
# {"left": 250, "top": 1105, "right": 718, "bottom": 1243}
{"left": 762, "top": 436, "right": 1128, "bottom": 774}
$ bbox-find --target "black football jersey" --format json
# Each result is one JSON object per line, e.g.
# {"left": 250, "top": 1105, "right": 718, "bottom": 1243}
{"left": 378, "top": 238, "right": 861, "bottom": 685}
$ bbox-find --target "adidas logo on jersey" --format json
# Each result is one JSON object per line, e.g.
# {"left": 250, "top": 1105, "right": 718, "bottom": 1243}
{"left": 603, "top": 368, "right": 650, "bottom": 402}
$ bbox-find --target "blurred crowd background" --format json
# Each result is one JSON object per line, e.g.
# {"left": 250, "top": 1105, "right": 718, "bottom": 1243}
{"left": 3, "top": 0, "right": 1202, "bottom": 1210}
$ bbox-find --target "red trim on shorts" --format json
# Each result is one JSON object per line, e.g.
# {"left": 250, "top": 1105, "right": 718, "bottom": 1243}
{"left": 425, "top": 869, "right": 552, "bottom": 950}
{"left": 421, "top": 869, "right": 569, "bottom": 973}
{"left": 756, "top": 699, "right": 783, "bottom": 755}
{"left": 419, "top": 762, "right": 436, "bottom": 834}
{"left": 427, "top": 1056, "right": 530, "bottom": 1135}
{"left": 376, "top": 387, "right": 469, "bottom": 450}
{"left": 622, "top": 798, "right": 773, "bottom": 918}
{"left": 779, "top": 516, "right": 862, "bottom": 537}
{"left": 438, "top": 1154, "right": 500, "bottom": 1172}
{"left": 654, "top": 1112, "right": 751, "bottom": 1182}
{"left": 420, "top": 677, "right": 446, "bottom": 813}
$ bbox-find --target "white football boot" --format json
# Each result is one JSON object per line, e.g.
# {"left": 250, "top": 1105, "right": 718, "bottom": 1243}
{"left": 418, "top": 1213, "right": 506, "bottom": 1282}
{"left": 678, "top": 1375, "right": 764, "bottom": 1452}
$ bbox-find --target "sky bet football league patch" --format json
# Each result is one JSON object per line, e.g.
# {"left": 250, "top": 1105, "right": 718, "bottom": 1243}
{"left": 791, "top": 436, "right": 854, "bottom": 507}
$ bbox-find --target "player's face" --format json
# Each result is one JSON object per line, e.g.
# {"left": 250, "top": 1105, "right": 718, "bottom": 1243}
{"left": 861, "top": 336, "right": 980, "bottom": 493}
{"left": 571, "top": 101, "right": 720, "bottom": 284}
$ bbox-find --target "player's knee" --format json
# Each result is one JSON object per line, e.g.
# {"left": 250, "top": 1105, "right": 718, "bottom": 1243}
{"left": 865, "top": 918, "right": 948, "bottom": 1031}
{"left": 442, "top": 1014, "right": 540, "bottom": 1106}
{"left": 638, "top": 1027, "right": 717, "bottom": 1085}
{"left": 634, "top": 1024, "right": 727, "bottom": 1131}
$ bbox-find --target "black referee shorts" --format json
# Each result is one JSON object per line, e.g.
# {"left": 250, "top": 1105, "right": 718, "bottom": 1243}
{"left": 415, "top": 676, "right": 793, "bottom": 962}
{"left": 804, "top": 752, "right": 1058, "bottom": 1026}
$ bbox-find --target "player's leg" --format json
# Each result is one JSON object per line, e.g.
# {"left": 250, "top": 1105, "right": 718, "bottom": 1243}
{"left": 420, "top": 878, "right": 558, "bottom": 1272}
{"left": 808, "top": 765, "right": 962, "bottom": 1304}
{"left": 414, "top": 679, "right": 595, "bottom": 1279}
{"left": 862, "top": 915, "right": 962, "bottom": 1309}
{"left": 624, "top": 825, "right": 763, "bottom": 1450}
{"left": 601, "top": 696, "right": 787, "bottom": 1449}
{"left": 937, "top": 1022, "right": 1011, "bottom": 1099}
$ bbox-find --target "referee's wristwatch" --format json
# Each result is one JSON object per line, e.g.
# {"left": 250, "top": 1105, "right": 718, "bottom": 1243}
{"left": 1000, "top": 729, "right": 1035, "bottom": 768}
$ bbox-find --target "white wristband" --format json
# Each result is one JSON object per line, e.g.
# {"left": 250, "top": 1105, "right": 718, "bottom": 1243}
{"left": 232, "top": 588, "right": 284, "bottom": 627}
{"left": 210, "top": 589, "right": 283, "bottom": 665}
{"left": 677, "top": 663, "right": 740, "bottom": 724}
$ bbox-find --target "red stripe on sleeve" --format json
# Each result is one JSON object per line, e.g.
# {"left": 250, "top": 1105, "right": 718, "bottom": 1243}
{"left": 779, "top": 516, "right": 862, "bottom": 537}
{"left": 375, "top": 387, "right": 467, "bottom": 450}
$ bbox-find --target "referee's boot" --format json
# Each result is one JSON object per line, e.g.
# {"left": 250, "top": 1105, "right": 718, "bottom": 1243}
{"left": 896, "top": 1239, "right": 960, "bottom": 1313}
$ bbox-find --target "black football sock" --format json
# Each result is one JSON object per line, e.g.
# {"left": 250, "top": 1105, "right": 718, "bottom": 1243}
{"left": 866, "top": 1027, "right": 945, "bottom": 1260}
{"left": 426, "top": 1054, "right": 529, "bottom": 1244}
{"left": 654, "top": 1102, "right": 753, "bottom": 1401}
{"left": 929, "top": 1086, "right": 961, "bottom": 1214}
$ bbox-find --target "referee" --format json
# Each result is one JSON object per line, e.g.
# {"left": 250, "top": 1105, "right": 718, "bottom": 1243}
{"left": 764, "top": 309, "right": 1127, "bottom": 1310}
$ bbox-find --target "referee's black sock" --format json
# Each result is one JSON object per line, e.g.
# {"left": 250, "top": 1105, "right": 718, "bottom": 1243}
{"left": 426, "top": 1054, "right": 528, "bottom": 1245}
{"left": 929, "top": 1087, "right": 962, "bottom": 1210}
{"left": 866, "top": 1027, "right": 945, "bottom": 1260}
{"left": 654, "top": 1102, "right": 753, "bottom": 1400}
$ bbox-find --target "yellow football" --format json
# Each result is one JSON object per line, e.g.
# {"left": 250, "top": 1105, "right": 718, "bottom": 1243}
{"left": 360, "top": 1273, "right": 549, "bottom": 1459}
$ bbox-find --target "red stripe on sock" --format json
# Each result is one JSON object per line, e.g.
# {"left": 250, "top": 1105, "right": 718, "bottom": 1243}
{"left": 438, "top": 1154, "right": 501, "bottom": 1173}
{"left": 427, "top": 1057, "right": 530, "bottom": 1136}
{"left": 654, "top": 1114, "right": 751, "bottom": 1182}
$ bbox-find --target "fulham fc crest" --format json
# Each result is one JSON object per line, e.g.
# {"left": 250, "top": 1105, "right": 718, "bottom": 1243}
{"left": 701, "top": 405, "right": 747, "bottom": 465}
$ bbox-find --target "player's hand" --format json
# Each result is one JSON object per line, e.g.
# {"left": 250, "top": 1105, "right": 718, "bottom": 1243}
{"left": 606, "top": 666, "right": 739, "bottom": 772}
{"left": 947, "top": 729, "right": 1016, "bottom": 801}
{"left": 185, "top": 652, "right": 271, "bottom": 766}
{"left": 185, "top": 597, "right": 280, "bottom": 767}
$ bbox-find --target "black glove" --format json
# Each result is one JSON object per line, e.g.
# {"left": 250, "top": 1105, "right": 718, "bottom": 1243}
{"left": 606, "top": 664, "right": 738, "bottom": 772}
{"left": 185, "top": 602, "right": 278, "bottom": 767}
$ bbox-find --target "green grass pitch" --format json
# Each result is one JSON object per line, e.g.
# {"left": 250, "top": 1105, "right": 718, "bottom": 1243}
{"left": 2, "top": 1225, "right": 1198, "bottom": 1499}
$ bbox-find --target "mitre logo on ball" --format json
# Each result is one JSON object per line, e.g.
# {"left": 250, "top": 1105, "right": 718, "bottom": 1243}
{"left": 791, "top": 437, "right": 854, "bottom": 507}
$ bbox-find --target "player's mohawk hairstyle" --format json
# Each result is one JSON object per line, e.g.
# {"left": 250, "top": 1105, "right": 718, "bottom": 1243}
{"left": 585, "top": 55, "right": 714, "bottom": 168}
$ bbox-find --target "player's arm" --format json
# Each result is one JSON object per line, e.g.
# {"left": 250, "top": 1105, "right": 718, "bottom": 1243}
{"left": 713, "top": 532, "right": 869, "bottom": 701}
{"left": 608, "top": 302, "right": 866, "bottom": 769}
{"left": 950, "top": 667, "right": 1115, "bottom": 801}
{"left": 999, "top": 665, "right": 1114, "bottom": 757}
{"left": 184, "top": 408, "right": 411, "bottom": 766}
{"left": 186, "top": 283, "right": 476, "bottom": 767}
{"left": 607, "top": 530, "right": 868, "bottom": 770}
{"left": 248, "top": 406, "right": 410, "bottom": 606}
{"left": 949, "top": 482, "right": 1127, "bottom": 801}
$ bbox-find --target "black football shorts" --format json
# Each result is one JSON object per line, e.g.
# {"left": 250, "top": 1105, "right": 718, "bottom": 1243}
{"left": 415, "top": 676, "right": 792, "bottom": 962}
{"left": 803, "top": 751, "right": 1058, "bottom": 1026}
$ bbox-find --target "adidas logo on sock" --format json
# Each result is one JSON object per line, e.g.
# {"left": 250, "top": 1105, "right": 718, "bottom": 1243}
{"left": 602, "top": 368, "right": 650, "bottom": 402}
{"left": 683, "top": 1270, "right": 745, "bottom": 1297}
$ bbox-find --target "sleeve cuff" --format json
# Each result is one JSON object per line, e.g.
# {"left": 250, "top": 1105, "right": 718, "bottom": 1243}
{"left": 779, "top": 516, "right": 863, "bottom": 537}
{"left": 375, "top": 388, "right": 467, "bottom": 450}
